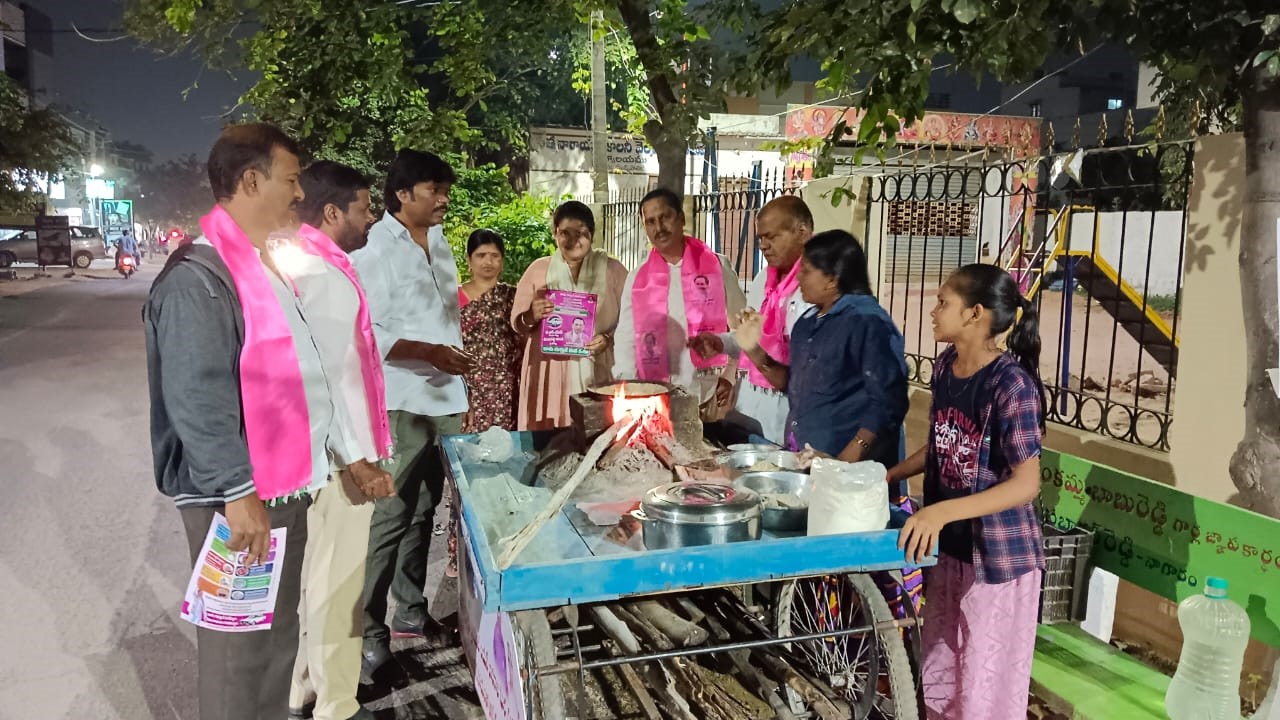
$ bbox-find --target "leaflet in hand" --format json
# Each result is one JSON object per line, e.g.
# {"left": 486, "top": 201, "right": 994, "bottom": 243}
{"left": 540, "top": 289, "right": 598, "bottom": 357}
{"left": 180, "top": 512, "right": 288, "bottom": 632}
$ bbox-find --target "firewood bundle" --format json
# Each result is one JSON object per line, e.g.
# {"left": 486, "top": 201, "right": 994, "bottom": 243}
{"left": 545, "top": 590, "right": 859, "bottom": 720}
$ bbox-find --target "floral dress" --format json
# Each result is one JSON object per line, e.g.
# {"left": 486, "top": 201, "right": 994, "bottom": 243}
{"left": 459, "top": 283, "right": 522, "bottom": 433}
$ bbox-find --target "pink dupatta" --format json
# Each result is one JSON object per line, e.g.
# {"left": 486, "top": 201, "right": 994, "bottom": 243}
{"left": 200, "top": 206, "right": 313, "bottom": 503}
{"left": 739, "top": 261, "right": 801, "bottom": 388}
{"left": 631, "top": 236, "right": 728, "bottom": 381}
{"left": 296, "top": 224, "right": 394, "bottom": 461}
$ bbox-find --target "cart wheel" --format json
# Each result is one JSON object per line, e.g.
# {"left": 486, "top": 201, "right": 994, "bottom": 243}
{"left": 775, "top": 573, "right": 919, "bottom": 720}
{"left": 512, "top": 610, "right": 569, "bottom": 720}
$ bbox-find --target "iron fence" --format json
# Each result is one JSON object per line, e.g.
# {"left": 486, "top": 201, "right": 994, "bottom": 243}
{"left": 598, "top": 137, "right": 1191, "bottom": 452}
{"left": 601, "top": 166, "right": 798, "bottom": 283}
{"left": 863, "top": 141, "right": 1193, "bottom": 451}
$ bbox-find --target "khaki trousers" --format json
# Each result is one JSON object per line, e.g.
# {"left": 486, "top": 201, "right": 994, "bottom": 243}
{"left": 289, "top": 473, "right": 375, "bottom": 720}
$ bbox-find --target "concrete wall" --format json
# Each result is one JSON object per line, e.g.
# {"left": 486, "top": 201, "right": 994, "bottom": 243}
{"left": 528, "top": 170, "right": 649, "bottom": 202}
{"left": 799, "top": 175, "right": 877, "bottom": 289}
{"left": 1167, "top": 134, "right": 1248, "bottom": 505}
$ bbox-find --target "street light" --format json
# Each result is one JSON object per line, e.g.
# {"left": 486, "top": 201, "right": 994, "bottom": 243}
{"left": 90, "top": 163, "right": 104, "bottom": 176}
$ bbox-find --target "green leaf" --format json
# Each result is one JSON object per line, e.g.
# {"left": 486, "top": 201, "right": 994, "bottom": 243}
{"left": 1253, "top": 50, "right": 1277, "bottom": 68}
{"left": 906, "top": 19, "right": 916, "bottom": 42}
{"left": 952, "top": 0, "right": 979, "bottom": 24}
{"left": 1263, "top": 14, "right": 1280, "bottom": 36}
{"left": 910, "top": 0, "right": 926, "bottom": 10}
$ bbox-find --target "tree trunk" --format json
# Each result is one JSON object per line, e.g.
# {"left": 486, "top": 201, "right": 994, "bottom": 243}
{"left": 614, "top": 0, "right": 689, "bottom": 195}
{"left": 1229, "top": 68, "right": 1280, "bottom": 518}
{"left": 645, "top": 119, "right": 689, "bottom": 194}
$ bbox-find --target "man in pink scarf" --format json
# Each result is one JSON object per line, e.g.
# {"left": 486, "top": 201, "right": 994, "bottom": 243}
{"left": 286, "top": 161, "right": 396, "bottom": 720}
{"left": 691, "top": 196, "right": 814, "bottom": 444}
{"left": 613, "top": 187, "right": 746, "bottom": 409}
{"left": 144, "top": 125, "right": 387, "bottom": 720}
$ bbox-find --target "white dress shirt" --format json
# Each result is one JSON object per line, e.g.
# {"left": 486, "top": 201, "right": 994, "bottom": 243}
{"left": 613, "top": 251, "right": 747, "bottom": 401}
{"left": 721, "top": 268, "right": 812, "bottom": 445}
{"left": 350, "top": 214, "right": 468, "bottom": 417}
{"left": 288, "top": 251, "right": 377, "bottom": 468}
{"left": 195, "top": 236, "right": 337, "bottom": 491}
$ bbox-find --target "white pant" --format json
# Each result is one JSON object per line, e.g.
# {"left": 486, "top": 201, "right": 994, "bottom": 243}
{"left": 290, "top": 473, "right": 375, "bottom": 720}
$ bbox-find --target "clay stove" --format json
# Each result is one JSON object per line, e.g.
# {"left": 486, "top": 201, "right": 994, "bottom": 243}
{"left": 568, "top": 382, "right": 704, "bottom": 456}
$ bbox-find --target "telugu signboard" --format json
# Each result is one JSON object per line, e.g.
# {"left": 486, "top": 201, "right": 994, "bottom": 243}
{"left": 35, "top": 214, "right": 71, "bottom": 267}
{"left": 529, "top": 127, "right": 655, "bottom": 174}
{"left": 1038, "top": 449, "right": 1280, "bottom": 648}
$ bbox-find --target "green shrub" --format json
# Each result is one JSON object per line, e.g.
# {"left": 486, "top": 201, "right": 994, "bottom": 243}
{"left": 444, "top": 164, "right": 558, "bottom": 284}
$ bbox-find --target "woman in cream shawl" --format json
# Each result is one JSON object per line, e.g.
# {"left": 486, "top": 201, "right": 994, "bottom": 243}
{"left": 512, "top": 201, "right": 628, "bottom": 430}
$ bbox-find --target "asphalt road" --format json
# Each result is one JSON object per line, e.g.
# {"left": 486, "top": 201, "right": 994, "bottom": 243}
{"left": 0, "top": 262, "right": 481, "bottom": 720}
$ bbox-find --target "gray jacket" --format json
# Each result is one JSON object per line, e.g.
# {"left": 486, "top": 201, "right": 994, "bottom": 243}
{"left": 144, "top": 243, "right": 256, "bottom": 507}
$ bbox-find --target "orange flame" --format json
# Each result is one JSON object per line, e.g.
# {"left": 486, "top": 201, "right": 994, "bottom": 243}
{"left": 609, "top": 382, "right": 666, "bottom": 424}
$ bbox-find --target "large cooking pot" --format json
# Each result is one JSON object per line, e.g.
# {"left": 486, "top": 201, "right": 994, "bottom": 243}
{"left": 631, "top": 482, "right": 762, "bottom": 550}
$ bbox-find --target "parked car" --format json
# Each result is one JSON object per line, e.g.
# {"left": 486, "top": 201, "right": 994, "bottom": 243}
{"left": 0, "top": 225, "right": 109, "bottom": 269}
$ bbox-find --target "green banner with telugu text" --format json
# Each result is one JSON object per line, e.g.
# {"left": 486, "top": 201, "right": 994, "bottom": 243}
{"left": 1038, "top": 450, "right": 1280, "bottom": 648}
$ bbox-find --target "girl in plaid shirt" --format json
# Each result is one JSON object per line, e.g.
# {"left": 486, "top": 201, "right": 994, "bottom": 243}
{"left": 888, "top": 263, "right": 1047, "bottom": 719}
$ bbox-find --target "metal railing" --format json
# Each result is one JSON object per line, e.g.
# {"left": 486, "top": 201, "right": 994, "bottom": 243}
{"left": 598, "top": 136, "right": 1192, "bottom": 451}
{"left": 863, "top": 141, "right": 1193, "bottom": 451}
{"left": 601, "top": 166, "right": 798, "bottom": 285}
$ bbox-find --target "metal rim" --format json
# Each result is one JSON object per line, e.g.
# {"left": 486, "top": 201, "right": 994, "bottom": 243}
{"left": 775, "top": 573, "right": 920, "bottom": 720}
{"left": 587, "top": 380, "right": 669, "bottom": 398}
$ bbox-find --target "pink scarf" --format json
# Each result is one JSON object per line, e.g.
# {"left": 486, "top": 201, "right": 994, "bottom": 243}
{"left": 740, "top": 261, "right": 801, "bottom": 388}
{"left": 200, "top": 206, "right": 313, "bottom": 503}
{"left": 631, "top": 236, "right": 728, "bottom": 381}
{"left": 296, "top": 224, "right": 394, "bottom": 461}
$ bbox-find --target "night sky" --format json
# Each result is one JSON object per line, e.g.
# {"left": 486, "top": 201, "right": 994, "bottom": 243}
{"left": 26, "top": 0, "right": 249, "bottom": 161}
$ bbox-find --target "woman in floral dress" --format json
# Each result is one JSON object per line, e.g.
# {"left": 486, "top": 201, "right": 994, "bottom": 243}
{"left": 458, "top": 229, "right": 523, "bottom": 432}
{"left": 449, "top": 230, "right": 523, "bottom": 577}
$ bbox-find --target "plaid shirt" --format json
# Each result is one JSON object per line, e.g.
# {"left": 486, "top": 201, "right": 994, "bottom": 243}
{"left": 925, "top": 346, "right": 1044, "bottom": 584}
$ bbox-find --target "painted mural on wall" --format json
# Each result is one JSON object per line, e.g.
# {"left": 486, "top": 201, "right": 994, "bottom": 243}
{"left": 783, "top": 106, "right": 1043, "bottom": 183}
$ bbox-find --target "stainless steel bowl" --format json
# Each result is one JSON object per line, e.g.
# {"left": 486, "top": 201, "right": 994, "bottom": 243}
{"left": 714, "top": 449, "right": 803, "bottom": 479}
{"left": 734, "top": 470, "right": 812, "bottom": 532}
{"left": 726, "top": 443, "right": 780, "bottom": 452}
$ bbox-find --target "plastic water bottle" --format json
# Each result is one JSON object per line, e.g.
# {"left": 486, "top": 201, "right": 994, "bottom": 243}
{"left": 1165, "top": 577, "right": 1250, "bottom": 720}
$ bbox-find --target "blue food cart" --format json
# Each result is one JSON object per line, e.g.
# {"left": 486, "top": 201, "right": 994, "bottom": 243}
{"left": 446, "top": 430, "right": 933, "bottom": 720}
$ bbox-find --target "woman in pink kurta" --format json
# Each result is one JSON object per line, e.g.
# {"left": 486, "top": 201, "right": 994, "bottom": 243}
{"left": 512, "top": 201, "right": 628, "bottom": 430}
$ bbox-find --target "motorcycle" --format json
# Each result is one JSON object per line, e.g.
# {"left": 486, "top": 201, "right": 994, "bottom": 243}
{"left": 116, "top": 253, "right": 137, "bottom": 278}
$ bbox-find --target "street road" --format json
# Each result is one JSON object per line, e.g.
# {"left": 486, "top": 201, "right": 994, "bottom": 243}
{"left": 0, "top": 264, "right": 480, "bottom": 720}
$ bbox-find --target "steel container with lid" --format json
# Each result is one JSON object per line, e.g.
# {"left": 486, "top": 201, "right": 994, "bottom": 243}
{"left": 631, "top": 482, "right": 762, "bottom": 549}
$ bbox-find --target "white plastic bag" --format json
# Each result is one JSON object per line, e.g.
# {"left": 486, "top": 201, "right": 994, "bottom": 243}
{"left": 806, "top": 458, "right": 890, "bottom": 536}
{"left": 460, "top": 426, "right": 516, "bottom": 464}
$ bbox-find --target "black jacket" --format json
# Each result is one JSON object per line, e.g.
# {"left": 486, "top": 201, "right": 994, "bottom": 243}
{"left": 143, "top": 243, "right": 255, "bottom": 507}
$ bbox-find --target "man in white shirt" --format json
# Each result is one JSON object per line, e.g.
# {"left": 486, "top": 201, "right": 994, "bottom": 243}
{"left": 692, "top": 196, "right": 815, "bottom": 445}
{"left": 613, "top": 188, "right": 746, "bottom": 410}
{"left": 350, "top": 150, "right": 473, "bottom": 681}
{"left": 285, "top": 161, "right": 396, "bottom": 720}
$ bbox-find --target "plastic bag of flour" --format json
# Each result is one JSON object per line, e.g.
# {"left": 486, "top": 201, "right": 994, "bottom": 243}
{"left": 806, "top": 458, "right": 890, "bottom": 536}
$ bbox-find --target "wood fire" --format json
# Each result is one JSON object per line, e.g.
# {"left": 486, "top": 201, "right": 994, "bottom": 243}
{"left": 609, "top": 383, "right": 668, "bottom": 424}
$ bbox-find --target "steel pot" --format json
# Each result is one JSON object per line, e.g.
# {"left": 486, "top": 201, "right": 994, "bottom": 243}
{"left": 631, "top": 482, "right": 762, "bottom": 550}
